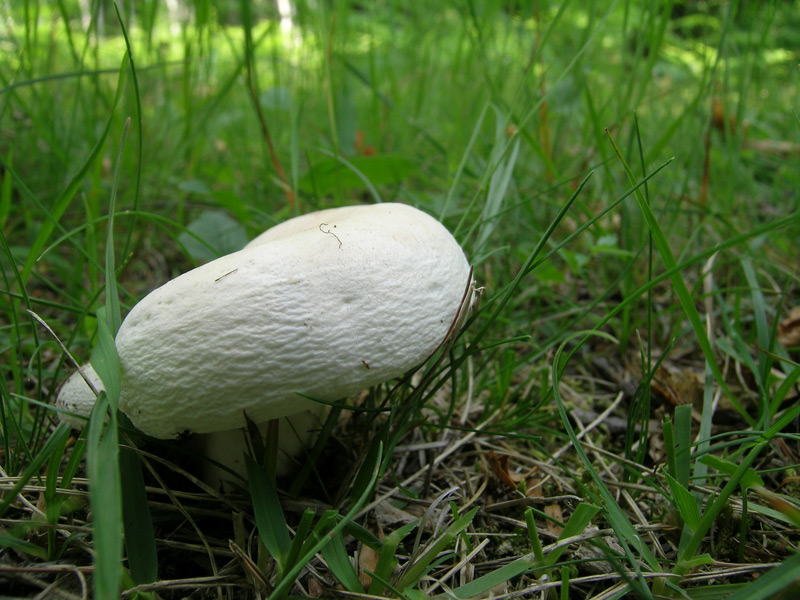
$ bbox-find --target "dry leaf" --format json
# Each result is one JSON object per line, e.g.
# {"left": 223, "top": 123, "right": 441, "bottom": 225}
{"left": 358, "top": 543, "right": 380, "bottom": 589}
{"left": 488, "top": 451, "right": 521, "bottom": 490}
{"left": 744, "top": 139, "right": 800, "bottom": 156}
{"left": 778, "top": 306, "right": 800, "bottom": 348}
{"left": 229, "top": 540, "right": 269, "bottom": 591}
{"left": 545, "top": 504, "right": 564, "bottom": 537}
{"left": 526, "top": 476, "right": 543, "bottom": 498}
{"left": 652, "top": 365, "right": 703, "bottom": 408}
{"left": 711, "top": 97, "right": 738, "bottom": 136}
{"left": 374, "top": 500, "right": 420, "bottom": 527}
{"left": 358, "top": 520, "right": 383, "bottom": 589}
{"left": 307, "top": 576, "right": 324, "bottom": 598}
{"left": 490, "top": 454, "right": 564, "bottom": 537}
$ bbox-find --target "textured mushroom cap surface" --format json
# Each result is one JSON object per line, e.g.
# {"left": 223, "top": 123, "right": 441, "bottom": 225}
{"left": 117, "top": 203, "right": 471, "bottom": 438}
{"left": 56, "top": 364, "right": 103, "bottom": 429}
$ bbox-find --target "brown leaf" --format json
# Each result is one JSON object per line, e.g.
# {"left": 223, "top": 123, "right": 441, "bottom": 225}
{"left": 744, "top": 139, "right": 800, "bottom": 156}
{"left": 358, "top": 520, "right": 383, "bottom": 590}
{"left": 488, "top": 451, "right": 520, "bottom": 491}
{"left": 778, "top": 306, "right": 800, "bottom": 348}
{"left": 545, "top": 504, "right": 563, "bottom": 537}
{"left": 307, "top": 576, "right": 324, "bottom": 598}
{"left": 358, "top": 543, "right": 380, "bottom": 589}
{"left": 229, "top": 540, "right": 269, "bottom": 592}
{"left": 652, "top": 365, "right": 703, "bottom": 408}
{"left": 711, "top": 97, "right": 738, "bottom": 136}
{"left": 526, "top": 476, "right": 543, "bottom": 498}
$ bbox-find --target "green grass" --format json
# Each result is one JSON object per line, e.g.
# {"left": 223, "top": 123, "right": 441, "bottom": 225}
{"left": 2, "top": 0, "right": 800, "bottom": 598}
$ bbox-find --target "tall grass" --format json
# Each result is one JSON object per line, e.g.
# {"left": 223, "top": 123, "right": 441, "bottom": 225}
{"left": 1, "top": 0, "right": 799, "bottom": 598}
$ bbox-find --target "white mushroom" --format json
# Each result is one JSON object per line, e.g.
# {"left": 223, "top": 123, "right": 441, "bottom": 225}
{"left": 116, "top": 202, "right": 472, "bottom": 438}
{"left": 55, "top": 364, "right": 325, "bottom": 480}
{"left": 56, "top": 203, "right": 473, "bottom": 480}
{"left": 56, "top": 364, "right": 104, "bottom": 429}
{"left": 189, "top": 409, "right": 325, "bottom": 483}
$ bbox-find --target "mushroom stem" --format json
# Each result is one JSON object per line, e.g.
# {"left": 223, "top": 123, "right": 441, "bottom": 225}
{"left": 191, "top": 408, "right": 326, "bottom": 487}
{"left": 55, "top": 364, "right": 325, "bottom": 487}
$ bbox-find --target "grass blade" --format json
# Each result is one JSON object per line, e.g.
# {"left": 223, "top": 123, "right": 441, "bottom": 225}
{"left": 677, "top": 402, "right": 800, "bottom": 573}
{"left": 722, "top": 550, "right": 800, "bottom": 600}
{"left": 451, "top": 554, "right": 536, "bottom": 599}
{"left": 605, "top": 129, "right": 748, "bottom": 425}
{"left": 17, "top": 54, "right": 128, "bottom": 289}
{"left": 245, "top": 454, "right": 291, "bottom": 567}
{"left": 268, "top": 442, "right": 383, "bottom": 599}
{"left": 553, "top": 334, "right": 659, "bottom": 595}
{"left": 673, "top": 404, "right": 693, "bottom": 489}
{"left": 119, "top": 424, "right": 158, "bottom": 584}
{"left": 86, "top": 389, "right": 121, "bottom": 600}
{"left": 103, "top": 116, "right": 128, "bottom": 335}
{"left": 0, "top": 423, "right": 71, "bottom": 517}
{"left": 112, "top": 1, "right": 143, "bottom": 260}
{"left": 665, "top": 473, "right": 702, "bottom": 534}
{"left": 320, "top": 527, "right": 362, "bottom": 592}
{"left": 396, "top": 506, "right": 479, "bottom": 591}
{"left": 284, "top": 509, "right": 317, "bottom": 571}
{"left": 368, "top": 520, "right": 418, "bottom": 596}
{"left": 545, "top": 502, "right": 601, "bottom": 567}
{"left": 699, "top": 455, "right": 764, "bottom": 491}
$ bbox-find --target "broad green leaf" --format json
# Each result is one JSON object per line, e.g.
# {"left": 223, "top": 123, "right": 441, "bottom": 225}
{"left": 755, "top": 489, "right": 800, "bottom": 529}
{"left": 368, "top": 520, "right": 419, "bottom": 596}
{"left": 545, "top": 502, "right": 601, "bottom": 566}
{"left": 245, "top": 454, "right": 291, "bottom": 567}
{"left": 87, "top": 391, "right": 122, "bottom": 600}
{"left": 285, "top": 509, "right": 316, "bottom": 570}
{"left": 320, "top": 528, "right": 362, "bottom": 592}
{"left": 700, "top": 455, "right": 765, "bottom": 490}
{"left": 91, "top": 310, "right": 121, "bottom": 410}
{"left": 0, "top": 535, "right": 48, "bottom": 560}
{"left": 675, "top": 553, "right": 714, "bottom": 573}
{"left": 396, "top": 506, "right": 479, "bottom": 591}
{"left": 177, "top": 179, "right": 212, "bottom": 195}
{"left": 178, "top": 210, "right": 248, "bottom": 262}
{"left": 260, "top": 86, "right": 292, "bottom": 111}
{"left": 120, "top": 420, "right": 158, "bottom": 584}
{"left": 665, "top": 473, "right": 701, "bottom": 533}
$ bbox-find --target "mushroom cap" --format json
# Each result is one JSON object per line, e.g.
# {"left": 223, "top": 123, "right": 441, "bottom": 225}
{"left": 56, "top": 364, "right": 103, "bottom": 429}
{"left": 116, "top": 203, "right": 471, "bottom": 438}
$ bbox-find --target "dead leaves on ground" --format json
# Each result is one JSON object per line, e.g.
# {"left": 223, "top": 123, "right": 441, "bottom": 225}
{"left": 778, "top": 306, "right": 800, "bottom": 349}
{"left": 487, "top": 451, "right": 563, "bottom": 537}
